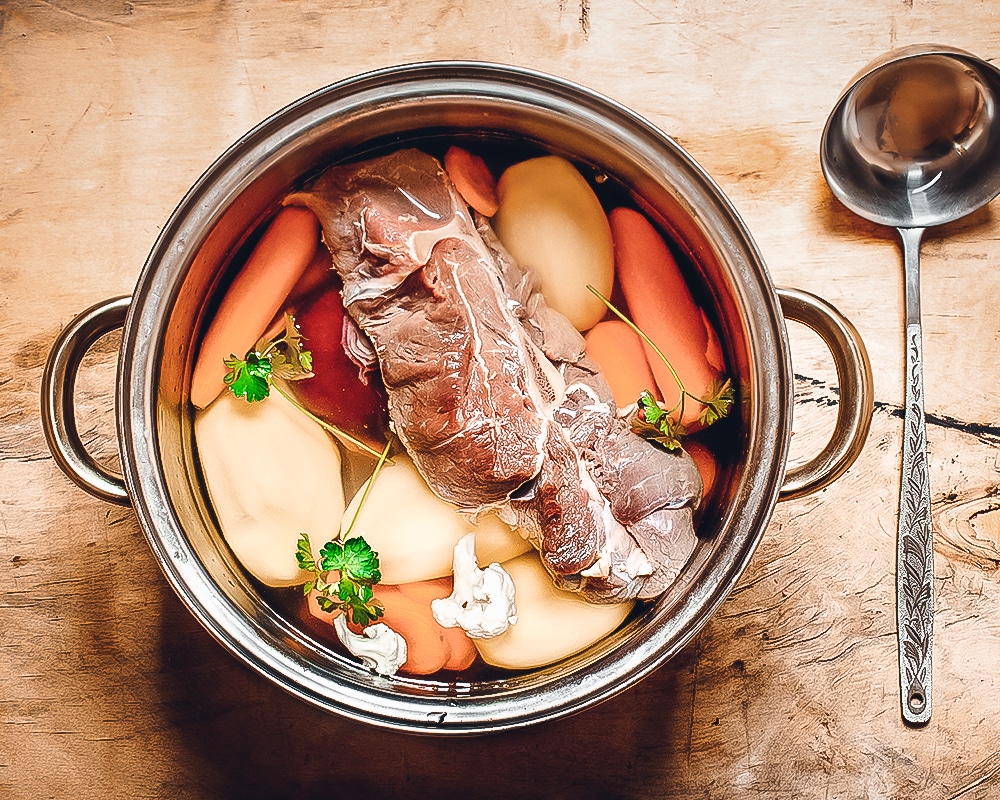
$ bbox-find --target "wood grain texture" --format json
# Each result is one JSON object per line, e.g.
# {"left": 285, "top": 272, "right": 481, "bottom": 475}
{"left": 3, "top": 1, "right": 1000, "bottom": 797}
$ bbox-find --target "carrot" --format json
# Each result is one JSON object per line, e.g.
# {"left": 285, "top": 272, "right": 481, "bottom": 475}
{"left": 609, "top": 206, "right": 725, "bottom": 429}
{"left": 258, "top": 244, "right": 333, "bottom": 343}
{"left": 441, "top": 625, "right": 478, "bottom": 671}
{"left": 395, "top": 576, "right": 452, "bottom": 605}
{"left": 190, "top": 205, "right": 321, "bottom": 409}
{"left": 307, "top": 578, "right": 478, "bottom": 676}
{"left": 376, "top": 585, "right": 451, "bottom": 675}
{"left": 307, "top": 584, "right": 448, "bottom": 675}
{"left": 684, "top": 439, "right": 718, "bottom": 499}
{"left": 284, "top": 240, "right": 337, "bottom": 311}
{"left": 444, "top": 145, "right": 499, "bottom": 216}
{"left": 392, "top": 578, "right": 478, "bottom": 672}
{"left": 585, "top": 319, "right": 661, "bottom": 409}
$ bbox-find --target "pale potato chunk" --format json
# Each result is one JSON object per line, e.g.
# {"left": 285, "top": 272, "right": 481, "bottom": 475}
{"left": 493, "top": 155, "right": 614, "bottom": 331}
{"left": 474, "top": 552, "right": 634, "bottom": 669}
{"left": 343, "top": 455, "right": 527, "bottom": 584}
{"left": 195, "top": 389, "right": 344, "bottom": 587}
{"left": 342, "top": 455, "right": 461, "bottom": 584}
{"left": 473, "top": 511, "right": 532, "bottom": 565}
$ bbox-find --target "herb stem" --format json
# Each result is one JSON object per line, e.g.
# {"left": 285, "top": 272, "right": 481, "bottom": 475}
{"left": 587, "top": 285, "right": 688, "bottom": 419}
{"left": 342, "top": 438, "right": 393, "bottom": 540}
{"left": 258, "top": 339, "right": 279, "bottom": 361}
{"left": 271, "top": 381, "right": 388, "bottom": 460}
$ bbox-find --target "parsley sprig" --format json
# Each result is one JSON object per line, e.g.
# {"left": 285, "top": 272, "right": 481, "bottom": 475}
{"left": 222, "top": 313, "right": 385, "bottom": 459}
{"left": 296, "top": 533, "right": 384, "bottom": 626}
{"left": 295, "top": 438, "right": 393, "bottom": 627}
{"left": 224, "top": 312, "right": 313, "bottom": 401}
{"left": 635, "top": 380, "right": 733, "bottom": 450}
{"left": 587, "top": 286, "right": 735, "bottom": 450}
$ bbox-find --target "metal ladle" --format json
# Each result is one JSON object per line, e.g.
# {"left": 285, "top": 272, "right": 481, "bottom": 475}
{"left": 821, "top": 44, "right": 1000, "bottom": 725}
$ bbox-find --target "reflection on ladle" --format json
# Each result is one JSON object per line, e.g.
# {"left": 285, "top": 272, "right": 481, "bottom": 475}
{"left": 821, "top": 45, "right": 1000, "bottom": 726}
{"left": 853, "top": 57, "right": 985, "bottom": 163}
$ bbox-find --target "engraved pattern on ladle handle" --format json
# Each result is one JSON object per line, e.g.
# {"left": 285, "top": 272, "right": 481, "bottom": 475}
{"left": 898, "top": 226, "right": 933, "bottom": 726}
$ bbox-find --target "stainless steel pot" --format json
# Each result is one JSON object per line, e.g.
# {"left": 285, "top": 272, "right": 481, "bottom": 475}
{"left": 41, "top": 62, "right": 873, "bottom": 734}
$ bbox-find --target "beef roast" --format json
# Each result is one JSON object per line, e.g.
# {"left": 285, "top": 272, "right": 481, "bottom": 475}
{"left": 287, "top": 150, "right": 550, "bottom": 507}
{"left": 286, "top": 148, "right": 703, "bottom": 602}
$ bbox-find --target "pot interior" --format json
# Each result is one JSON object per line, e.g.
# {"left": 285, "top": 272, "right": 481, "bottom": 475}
{"left": 120, "top": 62, "right": 790, "bottom": 733}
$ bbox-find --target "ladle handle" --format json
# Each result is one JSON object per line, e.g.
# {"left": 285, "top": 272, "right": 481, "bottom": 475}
{"left": 897, "top": 226, "right": 933, "bottom": 726}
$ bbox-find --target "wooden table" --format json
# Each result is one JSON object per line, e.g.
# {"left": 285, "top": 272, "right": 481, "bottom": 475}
{"left": 4, "top": 2, "right": 1000, "bottom": 797}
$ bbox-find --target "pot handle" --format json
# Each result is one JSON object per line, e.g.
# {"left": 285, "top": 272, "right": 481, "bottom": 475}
{"left": 41, "top": 296, "right": 132, "bottom": 505}
{"left": 777, "top": 287, "right": 874, "bottom": 500}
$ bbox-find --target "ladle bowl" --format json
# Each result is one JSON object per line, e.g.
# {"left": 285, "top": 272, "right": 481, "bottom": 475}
{"left": 822, "top": 44, "right": 1000, "bottom": 229}
{"left": 821, "top": 44, "right": 1000, "bottom": 726}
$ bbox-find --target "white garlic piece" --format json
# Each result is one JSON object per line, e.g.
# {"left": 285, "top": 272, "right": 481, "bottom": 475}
{"left": 333, "top": 615, "right": 407, "bottom": 676}
{"left": 431, "top": 534, "right": 517, "bottom": 639}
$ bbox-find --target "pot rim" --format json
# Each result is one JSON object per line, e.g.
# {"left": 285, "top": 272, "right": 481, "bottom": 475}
{"left": 115, "top": 60, "right": 791, "bottom": 734}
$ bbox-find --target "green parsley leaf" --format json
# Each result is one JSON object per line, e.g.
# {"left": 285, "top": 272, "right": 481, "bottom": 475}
{"left": 223, "top": 313, "right": 312, "bottom": 405}
{"left": 295, "top": 534, "right": 316, "bottom": 573}
{"left": 631, "top": 389, "right": 684, "bottom": 450}
{"left": 298, "top": 532, "right": 385, "bottom": 627}
{"left": 318, "top": 537, "right": 382, "bottom": 585}
{"left": 223, "top": 352, "right": 272, "bottom": 402}
{"left": 699, "top": 378, "right": 735, "bottom": 427}
{"left": 317, "top": 539, "right": 342, "bottom": 572}
{"left": 315, "top": 594, "right": 338, "bottom": 613}
{"left": 343, "top": 536, "right": 382, "bottom": 583}
{"left": 260, "top": 313, "right": 314, "bottom": 382}
{"left": 638, "top": 390, "right": 666, "bottom": 427}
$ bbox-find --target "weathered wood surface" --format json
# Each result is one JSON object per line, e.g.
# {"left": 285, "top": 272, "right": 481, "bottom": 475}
{"left": 3, "top": 2, "right": 1000, "bottom": 797}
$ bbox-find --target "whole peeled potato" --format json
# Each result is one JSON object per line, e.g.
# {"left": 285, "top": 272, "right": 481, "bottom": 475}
{"left": 473, "top": 552, "right": 634, "bottom": 670}
{"left": 474, "top": 511, "right": 532, "bottom": 565}
{"left": 492, "top": 155, "right": 614, "bottom": 331}
{"left": 343, "top": 455, "right": 528, "bottom": 584}
{"left": 194, "top": 389, "right": 344, "bottom": 587}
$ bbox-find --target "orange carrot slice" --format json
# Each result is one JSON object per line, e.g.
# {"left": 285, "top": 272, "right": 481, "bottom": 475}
{"left": 394, "top": 576, "right": 452, "bottom": 605}
{"left": 259, "top": 243, "right": 333, "bottom": 343}
{"left": 610, "top": 207, "right": 724, "bottom": 429}
{"left": 585, "top": 319, "right": 661, "bottom": 409}
{"left": 444, "top": 145, "right": 499, "bottom": 216}
{"left": 306, "top": 585, "right": 449, "bottom": 675}
{"left": 392, "top": 578, "right": 478, "bottom": 672}
{"left": 306, "top": 577, "right": 482, "bottom": 674}
{"left": 190, "top": 205, "right": 321, "bottom": 409}
{"left": 284, "top": 241, "right": 336, "bottom": 311}
{"left": 442, "top": 626, "right": 478, "bottom": 671}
